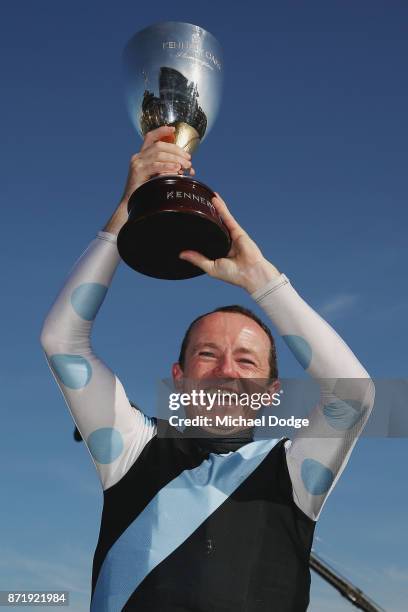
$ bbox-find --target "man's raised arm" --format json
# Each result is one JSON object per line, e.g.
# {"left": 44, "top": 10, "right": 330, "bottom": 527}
{"left": 179, "top": 193, "right": 375, "bottom": 521}
{"left": 40, "top": 127, "right": 194, "bottom": 490}
{"left": 251, "top": 274, "right": 375, "bottom": 521}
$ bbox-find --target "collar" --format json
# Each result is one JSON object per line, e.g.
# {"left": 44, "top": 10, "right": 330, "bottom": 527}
{"left": 182, "top": 425, "right": 254, "bottom": 454}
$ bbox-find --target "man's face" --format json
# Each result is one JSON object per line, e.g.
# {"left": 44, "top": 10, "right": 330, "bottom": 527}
{"left": 172, "top": 312, "right": 278, "bottom": 433}
{"left": 174, "top": 312, "right": 271, "bottom": 380}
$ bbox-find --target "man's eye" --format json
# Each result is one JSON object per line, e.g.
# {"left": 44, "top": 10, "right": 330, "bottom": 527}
{"left": 239, "top": 359, "right": 256, "bottom": 365}
{"left": 199, "top": 351, "right": 215, "bottom": 357}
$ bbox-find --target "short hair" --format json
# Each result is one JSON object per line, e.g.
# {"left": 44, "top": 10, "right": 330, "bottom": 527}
{"left": 178, "top": 305, "right": 278, "bottom": 381}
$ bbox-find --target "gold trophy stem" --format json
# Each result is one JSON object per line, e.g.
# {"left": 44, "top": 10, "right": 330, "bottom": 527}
{"left": 172, "top": 122, "right": 200, "bottom": 155}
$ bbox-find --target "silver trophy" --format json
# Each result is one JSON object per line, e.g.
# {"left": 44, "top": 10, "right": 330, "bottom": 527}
{"left": 117, "top": 21, "right": 230, "bottom": 280}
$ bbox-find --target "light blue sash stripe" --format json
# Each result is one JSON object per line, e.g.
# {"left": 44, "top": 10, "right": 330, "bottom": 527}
{"left": 91, "top": 438, "right": 281, "bottom": 612}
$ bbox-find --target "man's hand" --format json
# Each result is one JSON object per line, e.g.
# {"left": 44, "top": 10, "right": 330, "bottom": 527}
{"left": 103, "top": 126, "right": 195, "bottom": 235}
{"left": 120, "top": 126, "right": 194, "bottom": 203}
{"left": 179, "top": 193, "right": 280, "bottom": 294}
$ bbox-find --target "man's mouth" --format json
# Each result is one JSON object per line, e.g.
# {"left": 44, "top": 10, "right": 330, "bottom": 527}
{"left": 198, "top": 387, "right": 242, "bottom": 407}
{"left": 203, "top": 387, "right": 239, "bottom": 394}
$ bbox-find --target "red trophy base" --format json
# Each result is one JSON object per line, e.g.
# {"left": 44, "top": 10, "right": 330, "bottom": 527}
{"left": 117, "top": 175, "right": 231, "bottom": 280}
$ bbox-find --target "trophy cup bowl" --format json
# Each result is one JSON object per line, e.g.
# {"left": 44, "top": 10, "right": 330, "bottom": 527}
{"left": 117, "top": 22, "right": 231, "bottom": 280}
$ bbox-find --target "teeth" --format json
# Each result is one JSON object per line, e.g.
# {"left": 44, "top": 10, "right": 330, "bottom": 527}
{"left": 209, "top": 391, "right": 239, "bottom": 402}
{"left": 204, "top": 389, "right": 239, "bottom": 394}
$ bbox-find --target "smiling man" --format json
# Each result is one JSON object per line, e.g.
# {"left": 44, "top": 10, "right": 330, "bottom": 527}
{"left": 41, "top": 126, "right": 375, "bottom": 612}
{"left": 171, "top": 305, "right": 280, "bottom": 435}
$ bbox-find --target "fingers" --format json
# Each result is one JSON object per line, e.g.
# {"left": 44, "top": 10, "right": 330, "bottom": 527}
{"left": 149, "top": 141, "right": 191, "bottom": 159}
{"left": 141, "top": 125, "right": 175, "bottom": 149}
{"left": 151, "top": 150, "right": 192, "bottom": 170}
{"left": 134, "top": 141, "right": 192, "bottom": 179}
{"left": 142, "top": 133, "right": 191, "bottom": 162}
{"left": 211, "top": 193, "right": 246, "bottom": 239}
{"left": 179, "top": 250, "right": 215, "bottom": 275}
{"left": 144, "top": 141, "right": 192, "bottom": 170}
{"left": 127, "top": 127, "right": 196, "bottom": 192}
{"left": 137, "top": 131, "right": 193, "bottom": 183}
{"left": 151, "top": 160, "right": 196, "bottom": 177}
{"left": 152, "top": 161, "right": 183, "bottom": 174}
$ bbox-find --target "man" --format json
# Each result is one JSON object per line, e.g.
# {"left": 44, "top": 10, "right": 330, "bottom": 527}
{"left": 41, "top": 126, "right": 374, "bottom": 611}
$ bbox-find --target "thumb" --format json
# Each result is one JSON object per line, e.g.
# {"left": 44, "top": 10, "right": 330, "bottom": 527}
{"left": 179, "top": 250, "right": 215, "bottom": 275}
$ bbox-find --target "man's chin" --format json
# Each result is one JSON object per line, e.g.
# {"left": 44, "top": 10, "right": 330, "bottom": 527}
{"left": 198, "top": 420, "right": 252, "bottom": 437}
{"left": 184, "top": 406, "right": 257, "bottom": 436}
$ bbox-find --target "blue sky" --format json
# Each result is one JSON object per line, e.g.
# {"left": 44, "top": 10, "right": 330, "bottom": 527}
{"left": 1, "top": 1, "right": 407, "bottom": 610}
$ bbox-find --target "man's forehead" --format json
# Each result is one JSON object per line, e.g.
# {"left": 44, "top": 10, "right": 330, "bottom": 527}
{"left": 189, "top": 311, "right": 270, "bottom": 347}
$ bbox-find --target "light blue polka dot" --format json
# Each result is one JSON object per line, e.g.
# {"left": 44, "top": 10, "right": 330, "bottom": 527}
{"left": 87, "top": 428, "right": 124, "bottom": 464}
{"left": 50, "top": 354, "right": 92, "bottom": 389}
{"left": 301, "top": 458, "right": 334, "bottom": 495}
{"left": 323, "top": 399, "right": 363, "bottom": 431}
{"left": 283, "top": 335, "right": 312, "bottom": 369}
{"left": 71, "top": 283, "right": 108, "bottom": 321}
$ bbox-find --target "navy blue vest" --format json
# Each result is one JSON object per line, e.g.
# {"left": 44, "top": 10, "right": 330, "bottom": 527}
{"left": 91, "top": 425, "right": 315, "bottom": 611}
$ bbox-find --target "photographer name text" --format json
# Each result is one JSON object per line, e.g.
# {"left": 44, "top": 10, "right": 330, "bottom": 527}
{"left": 169, "top": 415, "right": 310, "bottom": 429}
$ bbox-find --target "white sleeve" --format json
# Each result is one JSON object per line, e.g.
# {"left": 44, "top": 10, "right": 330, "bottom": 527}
{"left": 40, "top": 231, "right": 157, "bottom": 491}
{"left": 252, "top": 274, "right": 375, "bottom": 521}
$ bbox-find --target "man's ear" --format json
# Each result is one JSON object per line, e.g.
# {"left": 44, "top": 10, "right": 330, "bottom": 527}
{"left": 172, "top": 362, "right": 184, "bottom": 390}
{"left": 268, "top": 379, "right": 281, "bottom": 395}
{"left": 265, "top": 378, "right": 281, "bottom": 404}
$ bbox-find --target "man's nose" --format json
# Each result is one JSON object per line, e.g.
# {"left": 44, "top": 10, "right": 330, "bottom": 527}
{"left": 212, "top": 354, "right": 238, "bottom": 378}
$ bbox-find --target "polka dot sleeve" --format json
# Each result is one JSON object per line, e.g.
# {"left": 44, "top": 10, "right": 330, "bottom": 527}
{"left": 252, "top": 274, "right": 375, "bottom": 521}
{"left": 40, "top": 232, "right": 157, "bottom": 491}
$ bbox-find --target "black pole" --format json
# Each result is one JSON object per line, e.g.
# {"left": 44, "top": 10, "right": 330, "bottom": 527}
{"left": 310, "top": 551, "right": 385, "bottom": 612}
